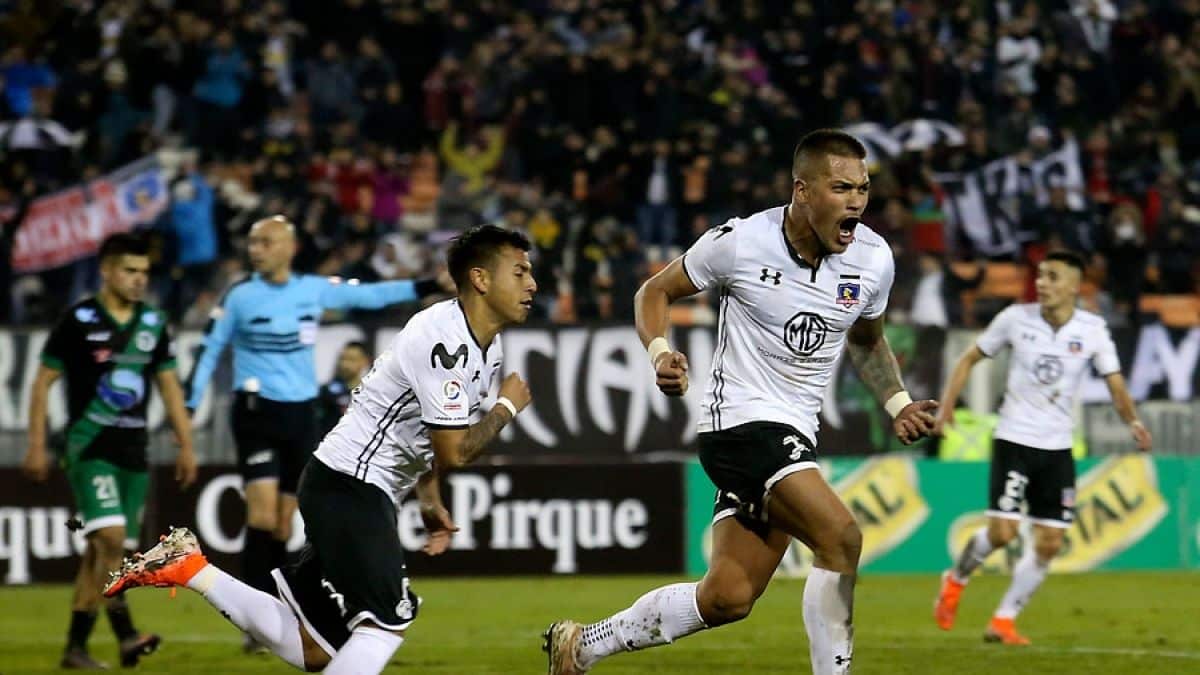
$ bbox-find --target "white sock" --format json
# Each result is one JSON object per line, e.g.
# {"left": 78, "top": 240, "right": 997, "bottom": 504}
{"left": 323, "top": 625, "right": 404, "bottom": 675}
{"left": 577, "top": 582, "right": 707, "bottom": 668}
{"left": 803, "top": 568, "right": 855, "bottom": 675}
{"left": 186, "top": 565, "right": 305, "bottom": 669}
{"left": 952, "top": 528, "right": 996, "bottom": 583}
{"left": 995, "top": 551, "right": 1049, "bottom": 619}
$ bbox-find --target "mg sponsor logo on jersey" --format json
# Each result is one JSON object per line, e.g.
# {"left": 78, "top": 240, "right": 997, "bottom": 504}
{"left": 783, "top": 311, "right": 828, "bottom": 357}
{"left": 1032, "top": 354, "right": 1064, "bottom": 385}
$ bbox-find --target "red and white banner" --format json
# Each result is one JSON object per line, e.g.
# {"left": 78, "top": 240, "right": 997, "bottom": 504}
{"left": 10, "top": 157, "right": 168, "bottom": 273}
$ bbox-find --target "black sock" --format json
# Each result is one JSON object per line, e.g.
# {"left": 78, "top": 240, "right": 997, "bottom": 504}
{"left": 67, "top": 610, "right": 98, "bottom": 650}
{"left": 106, "top": 593, "right": 138, "bottom": 641}
{"left": 242, "top": 527, "right": 276, "bottom": 593}
{"left": 270, "top": 537, "right": 287, "bottom": 573}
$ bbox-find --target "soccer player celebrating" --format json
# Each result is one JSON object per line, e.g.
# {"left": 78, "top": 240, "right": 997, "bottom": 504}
{"left": 185, "top": 215, "right": 449, "bottom": 651}
{"left": 105, "top": 225, "right": 536, "bottom": 674}
{"left": 544, "top": 130, "right": 938, "bottom": 675}
{"left": 23, "top": 233, "right": 197, "bottom": 669}
{"left": 932, "top": 250, "right": 1152, "bottom": 645}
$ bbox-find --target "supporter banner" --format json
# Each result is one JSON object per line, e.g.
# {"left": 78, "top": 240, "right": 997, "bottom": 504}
{"left": 10, "top": 155, "right": 168, "bottom": 273}
{"left": 685, "top": 455, "right": 1200, "bottom": 576}
{"left": 930, "top": 139, "right": 1085, "bottom": 256}
{"left": 0, "top": 462, "right": 684, "bottom": 584}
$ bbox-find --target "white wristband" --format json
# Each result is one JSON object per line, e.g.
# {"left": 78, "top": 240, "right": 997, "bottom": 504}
{"left": 884, "top": 391, "right": 913, "bottom": 418}
{"left": 647, "top": 336, "right": 672, "bottom": 367}
{"left": 496, "top": 396, "right": 518, "bottom": 418}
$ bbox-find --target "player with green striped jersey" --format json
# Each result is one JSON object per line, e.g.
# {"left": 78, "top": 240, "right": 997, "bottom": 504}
{"left": 22, "top": 233, "right": 197, "bottom": 669}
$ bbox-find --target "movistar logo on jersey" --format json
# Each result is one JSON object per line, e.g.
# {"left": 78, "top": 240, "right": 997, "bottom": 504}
{"left": 431, "top": 343, "right": 469, "bottom": 370}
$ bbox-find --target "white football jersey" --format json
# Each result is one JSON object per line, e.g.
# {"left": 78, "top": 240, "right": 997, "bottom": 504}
{"left": 977, "top": 303, "right": 1120, "bottom": 450}
{"left": 314, "top": 299, "right": 502, "bottom": 504}
{"left": 683, "top": 205, "right": 895, "bottom": 443}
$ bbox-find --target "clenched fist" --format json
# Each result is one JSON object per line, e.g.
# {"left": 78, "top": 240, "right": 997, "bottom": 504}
{"left": 498, "top": 372, "right": 532, "bottom": 413}
{"left": 654, "top": 351, "right": 689, "bottom": 397}
{"left": 893, "top": 399, "right": 939, "bottom": 445}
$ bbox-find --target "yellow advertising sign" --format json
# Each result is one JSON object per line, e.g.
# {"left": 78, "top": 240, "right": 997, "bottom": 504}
{"left": 946, "top": 455, "right": 1168, "bottom": 574}
{"left": 770, "top": 457, "right": 930, "bottom": 577}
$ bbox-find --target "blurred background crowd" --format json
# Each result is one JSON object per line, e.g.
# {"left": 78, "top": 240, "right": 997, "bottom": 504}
{"left": 0, "top": 0, "right": 1198, "bottom": 329}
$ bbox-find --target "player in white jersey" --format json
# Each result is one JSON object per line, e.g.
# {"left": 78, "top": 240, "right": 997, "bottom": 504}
{"left": 544, "top": 130, "right": 938, "bottom": 675}
{"left": 932, "top": 250, "right": 1152, "bottom": 645}
{"left": 102, "top": 225, "right": 536, "bottom": 674}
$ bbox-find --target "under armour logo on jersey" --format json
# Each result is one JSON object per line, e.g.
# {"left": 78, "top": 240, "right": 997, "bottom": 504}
{"left": 431, "top": 343, "right": 469, "bottom": 369}
{"left": 782, "top": 435, "right": 808, "bottom": 460}
{"left": 712, "top": 224, "right": 734, "bottom": 239}
{"left": 834, "top": 654, "right": 852, "bottom": 666}
{"left": 760, "top": 268, "right": 782, "bottom": 284}
{"left": 1022, "top": 332, "right": 1038, "bottom": 341}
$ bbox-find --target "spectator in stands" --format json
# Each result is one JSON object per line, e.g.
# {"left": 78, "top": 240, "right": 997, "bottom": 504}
{"left": 1, "top": 0, "right": 1199, "bottom": 331}
{"left": 164, "top": 162, "right": 217, "bottom": 320}
{"left": 1033, "top": 184, "right": 1099, "bottom": 253}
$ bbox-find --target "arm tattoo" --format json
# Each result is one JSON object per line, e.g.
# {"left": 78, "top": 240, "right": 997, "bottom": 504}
{"left": 458, "top": 407, "right": 511, "bottom": 465}
{"left": 846, "top": 334, "right": 905, "bottom": 405}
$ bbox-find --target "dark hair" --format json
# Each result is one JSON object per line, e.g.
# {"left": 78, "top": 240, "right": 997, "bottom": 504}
{"left": 343, "top": 341, "right": 372, "bottom": 359}
{"left": 446, "top": 224, "right": 532, "bottom": 290}
{"left": 98, "top": 232, "right": 149, "bottom": 262}
{"left": 1044, "top": 250, "right": 1086, "bottom": 274}
{"left": 792, "top": 129, "right": 868, "bottom": 180}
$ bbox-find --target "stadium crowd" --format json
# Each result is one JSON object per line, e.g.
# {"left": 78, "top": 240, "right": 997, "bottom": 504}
{"left": 0, "top": 0, "right": 1198, "bottom": 328}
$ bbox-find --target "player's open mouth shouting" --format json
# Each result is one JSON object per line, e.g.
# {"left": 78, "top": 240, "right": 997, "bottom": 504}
{"left": 838, "top": 217, "right": 859, "bottom": 247}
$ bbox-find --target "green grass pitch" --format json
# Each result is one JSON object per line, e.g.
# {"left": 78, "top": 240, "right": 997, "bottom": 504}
{"left": 1, "top": 572, "right": 1197, "bottom": 674}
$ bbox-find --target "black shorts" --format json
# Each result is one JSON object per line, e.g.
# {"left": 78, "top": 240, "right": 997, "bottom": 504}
{"left": 988, "top": 439, "right": 1076, "bottom": 528}
{"left": 697, "top": 421, "right": 819, "bottom": 540}
{"left": 272, "top": 460, "right": 420, "bottom": 657}
{"left": 230, "top": 393, "right": 319, "bottom": 494}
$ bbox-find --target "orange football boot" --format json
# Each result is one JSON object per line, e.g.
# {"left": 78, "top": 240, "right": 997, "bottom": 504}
{"left": 934, "top": 571, "right": 966, "bottom": 630}
{"left": 103, "top": 527, "right": 208, "bottom": 597}
{"left": 984, "top": 616, "right": 1031, "bottom": 645}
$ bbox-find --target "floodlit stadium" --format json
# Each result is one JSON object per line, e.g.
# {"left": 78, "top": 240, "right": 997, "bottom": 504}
{"left": 0, "top": 1, "right": 1197, "bottom": 674}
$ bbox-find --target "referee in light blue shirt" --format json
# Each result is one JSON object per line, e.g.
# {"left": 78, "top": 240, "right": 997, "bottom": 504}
{"left": 185, "top": 216, "right": 446, "bottom": 645}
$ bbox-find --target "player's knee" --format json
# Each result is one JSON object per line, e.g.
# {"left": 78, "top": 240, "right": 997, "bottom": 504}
{"left": 1033, "top": 531, "right": 1064, "bottom": 561}
{"left": 301, "top": 643, "right": 329, "bottom": 671}
{"left": 1034, "top": 541, "right": 1061, "bottom": 561}
{"left": 987, "top": 520, "right": 1018, "bottom": 547}
{"left": 246, "top": 510, "right": 278, "bottom": 531}
{"left": 813, "top": 518, "right": 861, "bottom": 571}
{"left": 697, "top": 579, "right": 757, "bottom": 626}
{"left": 90, "top": 527, "right": 126, "bottom": 559}
{"left": 838, "top": 520, "right": 863, "bottom": 565}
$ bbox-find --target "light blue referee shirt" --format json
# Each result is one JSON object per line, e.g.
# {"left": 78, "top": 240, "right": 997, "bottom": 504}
{"left": 186, "top": 273, "right": 420, "bottom": 407}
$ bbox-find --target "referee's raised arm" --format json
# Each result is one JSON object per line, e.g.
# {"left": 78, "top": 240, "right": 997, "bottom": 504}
{"left": 316, "top": 274, "right": 445, "bottom": 312}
